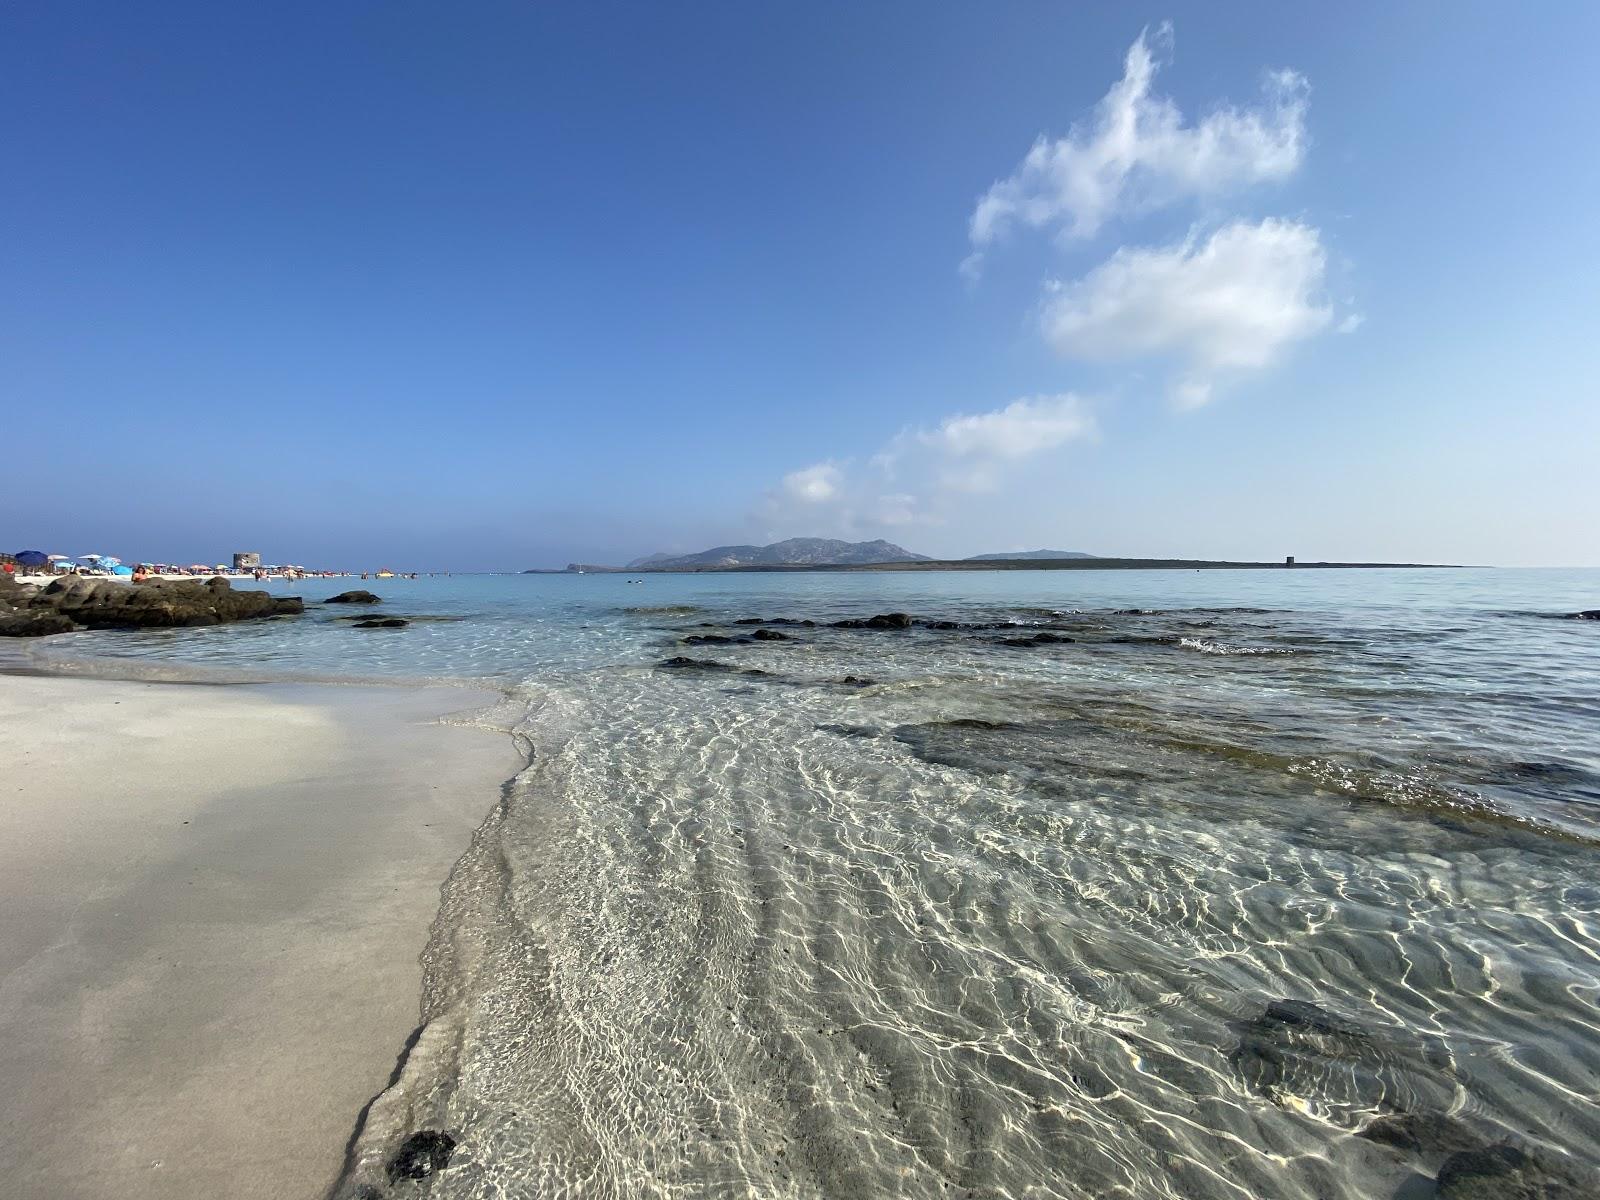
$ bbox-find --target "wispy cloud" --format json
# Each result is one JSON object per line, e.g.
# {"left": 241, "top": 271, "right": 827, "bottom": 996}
{"left": 765, "top": 395, "right": 1096, "bottom": 535}
{"left": 964, "top": 24, "right": 1307, "bottom": 275}
{"left": 780, "top": 462, "right": 843, "bottom": 503}
{"left": 1042, "top": 218, "right": 1334, "bottom": 405}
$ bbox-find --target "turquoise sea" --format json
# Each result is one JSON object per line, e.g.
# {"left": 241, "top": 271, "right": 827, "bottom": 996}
{"left": 36, "top": 568, "right": 1600, "bottom": 1198}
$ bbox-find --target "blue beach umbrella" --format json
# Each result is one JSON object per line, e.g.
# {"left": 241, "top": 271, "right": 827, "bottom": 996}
{"left": 13, "top": 550, "right": 49, "bottom": 566}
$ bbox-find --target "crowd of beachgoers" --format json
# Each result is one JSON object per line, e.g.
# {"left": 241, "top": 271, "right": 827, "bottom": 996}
{"left": 2, "top": 549, "right": 418, "bottom": 583}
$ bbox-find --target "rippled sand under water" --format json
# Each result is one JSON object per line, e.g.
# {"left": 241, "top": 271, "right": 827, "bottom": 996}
{"left": 320, "top": 597, "right": 1600, "bottom": 1200}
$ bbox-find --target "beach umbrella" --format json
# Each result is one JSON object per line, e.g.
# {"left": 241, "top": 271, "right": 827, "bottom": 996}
{"left": 47, "top": 554, "right": 70, "bottom": 561}
{"left": 77, "top": 553, "right": 104, "bottom": 561}
{"left": 99, "top": 557, "right": 122, "bottom": 567}
{"left": 14, "top": 550, "right": 49, "bottom": 566}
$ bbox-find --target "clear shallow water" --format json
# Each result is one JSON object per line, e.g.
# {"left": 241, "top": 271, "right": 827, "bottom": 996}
{"left": 41, "top": 569, "right": 1600, "bottom": 1197}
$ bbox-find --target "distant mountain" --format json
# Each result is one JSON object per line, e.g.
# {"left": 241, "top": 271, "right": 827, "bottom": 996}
{"left": 966, "top": 549, "right": 1096, "bottom": 561}
{"left": 626, "top": 538, "right": 928, "bottom": 570}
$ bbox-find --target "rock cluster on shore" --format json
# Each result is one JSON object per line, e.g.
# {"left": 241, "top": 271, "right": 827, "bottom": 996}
{"left": 0, "top": 574, "right": 303, "bottom": 637}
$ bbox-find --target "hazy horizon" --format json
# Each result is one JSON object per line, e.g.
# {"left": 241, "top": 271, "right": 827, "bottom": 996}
{"left": 5, "top": 3, "right": 1597, "bottom": 571}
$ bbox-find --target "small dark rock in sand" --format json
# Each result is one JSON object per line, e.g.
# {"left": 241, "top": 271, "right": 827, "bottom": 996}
{"left": 353, "top": 618, "right": 409, "bottom": 629}
{"left": 387, "top": 1130, "right": 456, "bottom": 1181}
{"left": 1358, "top": 1112, "right": 1483, "bottom": 1156}
{"left": 751, "top": 628, "right": 790, "bottom": 641}
{"left": 325, "top": 590, "right": 382, "bottom": 604}
{"left": 1435, "top": 1143, "right": 1596, "bottom": 1199}
{"left": 832, "top": 612, "right": 912, "bottom": 630}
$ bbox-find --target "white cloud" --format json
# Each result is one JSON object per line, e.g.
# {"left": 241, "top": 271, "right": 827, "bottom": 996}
{"left": 1041, "top": 218, "right": 1332, "bottom": 404}
{"left": 966, "top": 24, "right": 1307, "bottom": 269}
{"left": 781, "top": 462, "right": 842, "bottom": 503}
{"left": 920, "top": 393, "right": 1094, "bottom": 460}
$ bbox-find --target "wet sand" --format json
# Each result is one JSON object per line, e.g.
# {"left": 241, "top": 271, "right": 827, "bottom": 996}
{"left": 0, "top": 673, "right": 521, "bottom": 1200}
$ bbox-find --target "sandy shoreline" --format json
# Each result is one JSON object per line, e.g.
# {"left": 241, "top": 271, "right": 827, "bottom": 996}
{"left": 0, "top": 672, "right": 523, "bottom": 1200}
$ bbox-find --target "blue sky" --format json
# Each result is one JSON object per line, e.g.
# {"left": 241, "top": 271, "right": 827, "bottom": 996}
{"left": 3, "top": 2, "right": 1596, "bottom": 569}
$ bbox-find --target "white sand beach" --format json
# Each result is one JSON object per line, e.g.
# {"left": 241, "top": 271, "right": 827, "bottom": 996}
{"left": 0, "top": 673, "right": 521, "bottom": 1200}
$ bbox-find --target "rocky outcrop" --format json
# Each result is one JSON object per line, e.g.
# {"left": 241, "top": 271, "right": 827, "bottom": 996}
{"left": 0, "top": 574, "right": 303, "bottom": 637}
{"left": 0, "top": 609, "right": 79, "bottom": 637}
{"left": 325, "top": 590, "right": 382, "bottom": 604}
{"left": 832, "top": 612, "right": 912, "bottom": 630}
{"left": 352, "top": 618, "right": 408, "bottom": 629}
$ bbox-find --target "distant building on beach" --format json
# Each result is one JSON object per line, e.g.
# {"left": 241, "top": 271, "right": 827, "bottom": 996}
{"left": 1285, "top": 555, "right": 1295, "bottom": 566}
{"left": 233, "top": 551, "right": 261, "bottom": 569}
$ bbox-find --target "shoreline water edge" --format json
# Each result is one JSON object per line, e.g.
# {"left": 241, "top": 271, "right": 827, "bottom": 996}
{"left": 3, "top": 568, "right": 1598, "bottom": 1199}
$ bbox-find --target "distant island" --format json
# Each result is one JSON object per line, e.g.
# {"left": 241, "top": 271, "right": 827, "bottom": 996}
{"left": 626, "top": 538, "right": 927, "bottom": 570}
{"left": 525, "top": 539, "right": 1456, "bottom": 574}
{"left": 967, "top": 549, "right": 1095, "bottom": 561}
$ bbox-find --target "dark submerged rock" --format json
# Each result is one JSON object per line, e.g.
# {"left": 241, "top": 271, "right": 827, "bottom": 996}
{"left": 683, "top": 634, "right": 743, "bottom": 645}
{"left": 353, "top": 618, "right": 409, "bottom": 628}
{"left": 386, "top": 1130, "right": 456, "bottom": 1182}
{"left": 832, "top": 612, "right": 912, "bottom": 630}
{"left": 837, "top": 675, "right": 875, "bottom": 687}
{"left": 659, "top": 656, "right": 735, "bottom": 671}
{"left": 1231, "top": 998, "right": 1371, "bottom": 1100}
{"left": 999, "top": 631, "right": 1076, "bottom": 647}
{"left": 751, "top": 628, "right": 790, "bottom": 641}
{"left": 325, "top": 589, "right": 382, "bottom": 604}
{"left": 927, "top": 718, "right": 1012, "bottom": 731}
{"left": 1358, "top": 1112, "right": 1484, "bottom": 1156}
{"left": 816, "top": 723, "right": 879, "bottom": 739}
{"left": 1435, "top": 1143, "right": 1596, "bottom": 1199}
{"left": 1569, "top": 609, "right": 1600, "bottom": 620}
{"left": 1261, "top": 999, "right": 1367, "bottom": 1037}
